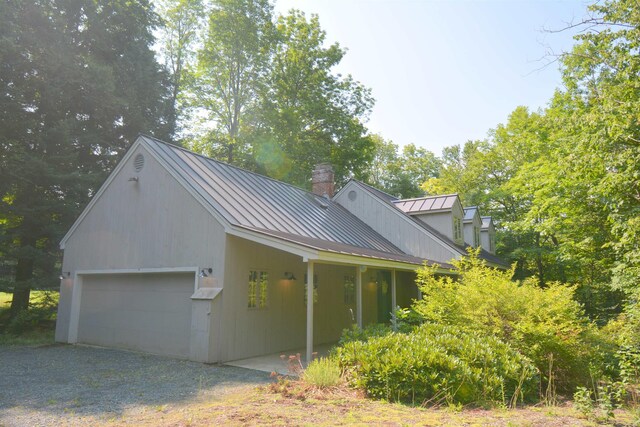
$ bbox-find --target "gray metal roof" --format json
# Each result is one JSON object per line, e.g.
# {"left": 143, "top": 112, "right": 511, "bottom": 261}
{"left": 463, "top": 206, "right": 479, "bottom": 222}
{"left": 393, "top": 194, "right": 459, "bottom": 214}
{"left": 141, "top": 136, "right": 411, "bottom": 259}
{"left": 481, "top": 216, "right": 493, "bottom": 230}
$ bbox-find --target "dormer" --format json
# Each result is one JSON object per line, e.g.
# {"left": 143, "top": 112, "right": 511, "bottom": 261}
{"left": 393, "top": 194, "right": 465, "bottom": 245}
{"left": 480, "top": 216, "right": 496, "bottom": 254}
{"left": 463, "top": 207, "right": 482, "bottom": 248}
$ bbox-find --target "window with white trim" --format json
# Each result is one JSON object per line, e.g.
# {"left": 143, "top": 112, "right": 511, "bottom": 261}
{"left": 453, "top": 217, "right": 462, "bottom": 243}
{"left": 248, "top": 270, "right": 268, "bottom": 308}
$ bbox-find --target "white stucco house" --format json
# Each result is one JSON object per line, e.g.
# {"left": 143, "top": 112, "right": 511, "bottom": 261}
{"left": 55, "top": 135, "right": 504, "bottom": 363}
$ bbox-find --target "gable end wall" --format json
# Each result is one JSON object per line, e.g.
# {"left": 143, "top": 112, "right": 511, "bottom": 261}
{"left": 333, "top": 182, "right": 461, "bottom": 264}
{"left": 55, "top": 144, "right": 227, "bottom": 344}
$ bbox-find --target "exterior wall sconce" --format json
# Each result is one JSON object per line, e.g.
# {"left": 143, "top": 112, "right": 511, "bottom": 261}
{"left": 283, "top": 272, "right": 296, "bottom": 281}
{"left": 59, "top": 272, "right": 71, "bottom": 280}
{"left": 199, "top": 268, "right": 212, "bottom": 278}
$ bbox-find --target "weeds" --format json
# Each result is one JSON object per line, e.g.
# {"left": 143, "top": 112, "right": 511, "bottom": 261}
{"left": 302, "top": 357, "right": 341, "bottom": 388}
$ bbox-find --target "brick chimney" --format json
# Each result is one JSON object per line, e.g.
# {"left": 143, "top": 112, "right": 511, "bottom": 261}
{"left": 311, "top": 163, "right": 335, "bottom": 198}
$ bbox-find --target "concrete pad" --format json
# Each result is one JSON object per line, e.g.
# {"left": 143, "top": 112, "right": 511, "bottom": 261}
{"left": 226, "top": 343, "right": 335, "bottom": 375}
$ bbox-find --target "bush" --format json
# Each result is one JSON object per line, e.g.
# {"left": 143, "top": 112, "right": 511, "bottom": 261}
{"left": 335, "top": 323, "right": 538, "bottom": 406}
{"left": 339, "top": 323, "right": 391, "bottom": 345}
{"left": 413, "top": 249, "right": 608, "bottom": 394}
{"left": 6, "top": 290, "right": 58, "bottom": 335}
{"left": 302, "top": 357, "right": 342, "bottom": 388}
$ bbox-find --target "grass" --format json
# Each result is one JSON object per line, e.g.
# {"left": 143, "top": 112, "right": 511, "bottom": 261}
{"left": 52, "top": 383, "right": 636, "bottom": 426}
{"left": 0, "top": 329, "right": 55, "bottom": 346}
{"left": 302, "top": 357, "right": 342, "bottom": 388}
{"left": 0, "top": 290, "right": 58, "bottom": 346}
{"left": 0, "top": 290, "right": 58, "bottom": 308}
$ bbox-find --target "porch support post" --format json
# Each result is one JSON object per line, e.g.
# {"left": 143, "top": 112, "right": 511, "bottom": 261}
{"left": 391, "top": 269, "right": 397, "bottom": 310}
{"left": 391, "top": 269, "right": 397, "bottom": 331}
{"left": 356, "top": 266, "right": 363, "bottom": 328}
{"left": 306, "top": 261, "right": 314, "bottom": 364}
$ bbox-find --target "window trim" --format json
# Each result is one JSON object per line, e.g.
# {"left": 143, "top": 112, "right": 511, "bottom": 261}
{"left": 248, "top": 269, "right": 269, "bottom": 310}
{"left": 453, "top": 217, "right": 462, "bottom": 243}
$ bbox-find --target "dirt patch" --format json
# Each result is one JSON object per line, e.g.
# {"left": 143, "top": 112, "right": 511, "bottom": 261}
{"left": 85, "top": 383, "right": 634, "bottom": 426}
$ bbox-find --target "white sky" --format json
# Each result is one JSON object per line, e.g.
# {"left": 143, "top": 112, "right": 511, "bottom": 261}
{"left": 274, "top": 0, "right": 590, "bottom": 155}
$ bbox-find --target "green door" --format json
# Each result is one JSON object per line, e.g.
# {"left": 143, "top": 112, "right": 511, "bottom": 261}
{"left": 376, "top": 271, "right": 392, "bottom": 323}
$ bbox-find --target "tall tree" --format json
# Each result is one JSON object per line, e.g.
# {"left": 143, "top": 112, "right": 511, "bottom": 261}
{"left": 365, "top": 136, "right": 439, "bottom": 198}
{"left": 253, "top": 10, "right": 375, "bottom": 187}
{"left": 187, "top": 0, "right": 275, "bottom": 165}
{"left": 558, "top": 0, "right": 640, "bottom": 297}
{"left": 156, "top": 0, "right": 205, "bottom": 140}
{"left": 0, "top": 0, "right": 169, "bottom": 317}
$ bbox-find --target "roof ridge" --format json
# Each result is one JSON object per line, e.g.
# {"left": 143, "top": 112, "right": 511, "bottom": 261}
{"left": 140, "top": 134, "right": 332, "bottom": 201}
{"left": 350, "top": 179, "right": 399, "bottom": 200}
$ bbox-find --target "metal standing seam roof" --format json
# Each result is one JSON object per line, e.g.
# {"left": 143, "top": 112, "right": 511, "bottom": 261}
{"left": 393, "top": 194, "right": 459, "bottom": 214}
{"left": 141, "top": 136, "right": 417, "bottom": 261}
{"left": 481, "top": 216, "right": 493, "bottom": 230}
{"left": 463, "top": 206, "right": 479, "bottom": 222}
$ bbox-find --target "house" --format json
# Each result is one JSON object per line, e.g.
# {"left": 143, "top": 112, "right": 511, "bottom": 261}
{"left": 463, "top": 206, "right": 482, "bottom": 248}
{"left": 481, "top": 216, "right": 497, "bottom": 254}
{"left": 55, "top": 136, "right": 505, "bottom": 364}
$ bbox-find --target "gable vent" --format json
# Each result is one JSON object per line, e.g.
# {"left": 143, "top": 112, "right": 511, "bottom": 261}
{"left": 133, "top": 153, "right": 145, "bottom": 172}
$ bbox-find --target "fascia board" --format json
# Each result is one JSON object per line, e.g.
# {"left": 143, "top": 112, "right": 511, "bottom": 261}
{"left": 316, "top": 250, "right": 454, "bottom": 274}
{"left": 227, "top": 226, "right": 319, "bottom": 260}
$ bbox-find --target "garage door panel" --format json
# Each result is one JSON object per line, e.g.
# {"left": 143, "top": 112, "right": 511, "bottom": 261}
{"left": 77, "top": 273, "right": 193, "bottom": 358}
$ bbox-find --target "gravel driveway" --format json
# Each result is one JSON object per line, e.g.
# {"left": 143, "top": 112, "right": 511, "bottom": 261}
{"left": 0, "top": 344, "right": 270, "bottom": 426}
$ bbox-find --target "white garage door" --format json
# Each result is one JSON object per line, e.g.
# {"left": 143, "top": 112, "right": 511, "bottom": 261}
{"left": 77, "top": 272, "right": 194, "bottom": 358}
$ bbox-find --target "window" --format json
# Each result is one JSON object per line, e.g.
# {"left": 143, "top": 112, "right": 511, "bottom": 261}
{"left": 344, "top": 276, "right": 355, "bottom": 304}
{"left": 304, "top": 274, "right": 318, "bottom": 305}
{"left": 490, "top": 234, "right": 496, "bottom": 253}
{"left": 248, "top": 270, "right": 268, "bottom": 308}
{"left": 453, "top": 217, "right": 462, "bottom": 243}
{"left": 474, "top": 226, "right": 480, "bottom": 247}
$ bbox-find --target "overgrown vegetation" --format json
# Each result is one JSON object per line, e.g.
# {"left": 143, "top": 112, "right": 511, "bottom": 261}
{"left": 335, "top": 322, "right": 537, "bottom": 406}
{"left": 332, "top": 252, "right": 638, "bottom": 421}
{"left": 302, "top": 357, "right": 342, "bottom": 389}
{"left": 413, "top": 250, "right": 612, "bottom": 394}
{"left": 0, "top": 291, "right": 57, "bottom": 344}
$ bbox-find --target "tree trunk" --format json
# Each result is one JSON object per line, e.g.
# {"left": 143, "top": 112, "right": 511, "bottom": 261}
{"left": 9, "top": 254, "right": 34, "bottom": 319}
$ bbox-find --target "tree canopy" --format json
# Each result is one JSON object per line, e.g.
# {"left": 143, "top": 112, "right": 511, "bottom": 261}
{"left": 0, "top": 0, "right": 170, "bottom": 315}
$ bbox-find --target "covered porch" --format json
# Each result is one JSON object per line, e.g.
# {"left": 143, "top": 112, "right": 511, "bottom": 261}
{"left": 220, "top": 233, "right": 442, "bottom": 365}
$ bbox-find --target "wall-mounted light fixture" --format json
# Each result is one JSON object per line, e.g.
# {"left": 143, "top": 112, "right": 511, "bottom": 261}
{"left": 282, "top": 272, "right": 297, "bottom": 281}
{"left": 199, "top": 268, "right": 212, "bottom": 278}
{"left": 59, "top": 272, "right": 71, "bottom": 280}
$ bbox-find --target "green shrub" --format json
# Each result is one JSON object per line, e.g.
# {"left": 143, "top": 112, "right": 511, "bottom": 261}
{"left": 303, "top": 357, "right": 341, "bottom": 388}
{"left": 335, "top": 323, "right": 538, "bottom": 406}
{"left": 6, "top": 290, "right": 58, "bottom": 335}
{"left": 339, "top": 323, "right": 391, "bottom": 345}
{"left": 413, "top": 249, "right": 607, "bottom": 393}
